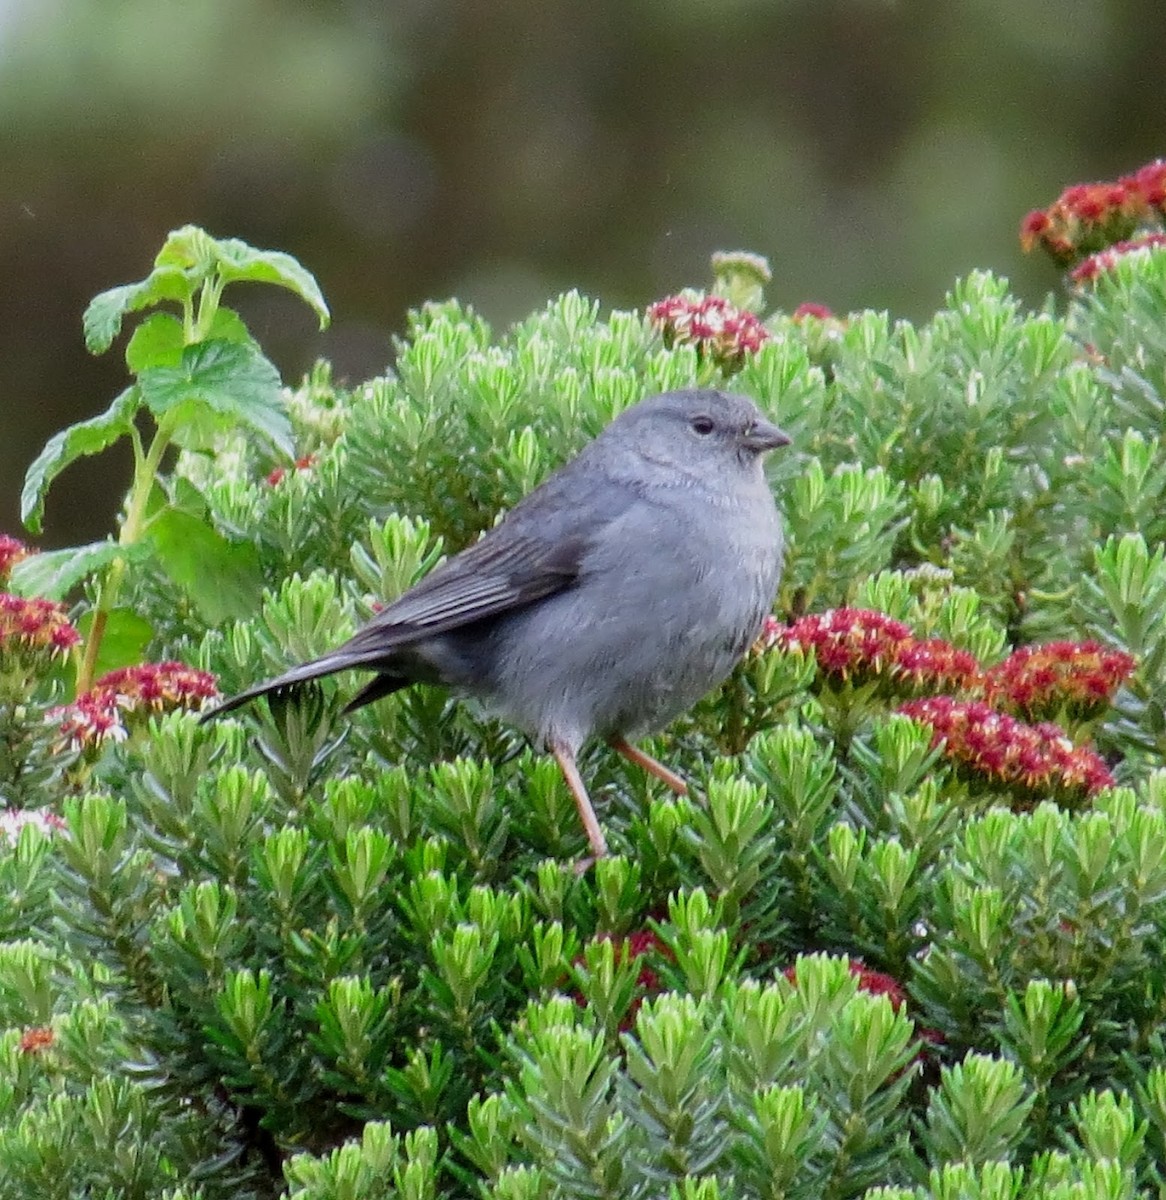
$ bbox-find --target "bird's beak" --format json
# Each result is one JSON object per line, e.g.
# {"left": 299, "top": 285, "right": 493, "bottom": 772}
{"left": 743, "top": 419, "right": 791, "bottom": 452}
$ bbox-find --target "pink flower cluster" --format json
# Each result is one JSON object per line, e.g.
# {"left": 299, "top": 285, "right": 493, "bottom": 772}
{"left": 1020, "top": 160, "right": 1166, "bottom": 267}
{"left": 982, "top": 640, "right": 1135, "bottom": 722}
{"left": 647, "top": 293, "right": 770, "bottom": 370}
{"left": 0, "top": 536, "right": 32, "bottom": 585}
{"left": 767, "top": 608, "right": 981, "bottom": 694}
{"left": 0, "top": 594, "right": 80, "bottom": 659}
{"left": 1069, "top": 233, "right": 1166, "bottom": 285}
{"left": 56, "top": 661, "right": 219, "bottom": 751}
{"left": 898, "top": 697, "right": 1114, "bottom": 802}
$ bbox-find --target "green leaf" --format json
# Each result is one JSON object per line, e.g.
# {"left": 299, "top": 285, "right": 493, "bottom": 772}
{"left": 126, "top": 309, "right": 253, "bottom": 376}
{"left": 137, "top": 340, "right": 293, "bottom": 455}
{"left": 204, "top": 306, "right": 255, "bottom": 346}
{"left": 145, "top": 508, "right": 263, "bottom": 624}
{"left": 213, "top": 238, "right": 331, "bottom": 329}
{"left": 82, "top": 268, "right": 194, "bottom": 354}
{"left": 125, "top": 313, "right": 185, "bottom": 374}
{"left": 7, "top": 539, "right": 144, "bottom": 600}
{"left": 20, "top": 387, "right": 140, "bottom": 533}
{"left": 154, "top": 224, "right": 220, "bottom": 273}
{"left": 76, "top": 607, "right": 154, "bottom": 677}
{"left": 152, "top": 225, "right": 329, "bottom": 328}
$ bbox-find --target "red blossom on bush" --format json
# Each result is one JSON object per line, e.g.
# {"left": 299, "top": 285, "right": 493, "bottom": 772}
{"left": 771, "top": 608, "right": 914, "bottom": 679}
{"left": 0, "top": 594, "right": 80, "bottom": 659}
{"left": 1021, "top": 159, "right": 1166, "bottom": 267}
{"left": 767, "top": 609, "right": 982, "bottom": 696}
{"left": 266, "top": 454, "right": 317, "bottom": 486}
{"left": 1121, "top": 159, "right": 1166, "bottom": 212}
{"left": 891, "top": 637, "right": 982, "bottom": 695}
{"left": 753, "top": 613, "right": 783, "bottom": 652}
{"left": 1069, "top": 233, "right": 1166, "bottom": 284}
{"left": 92, "top": 661, "right": 219, "bottom": 714}
{"left": 0, "top": 536, "right": 32, "bottom": 585}
{"left": 899, "top": 696, "right": 1114, "bottom": 803}
{"left": 981, "top": 641, "right": 1135, "bottom": 722}
{"left": 792, "top": 302, "right": 835, "bottom": 321}
{"left": 647, "top": 293, "right": 770, "bottom": 370}
{"left": 56, "top": 661, "right": 218, "bottom": 752}
{"left": 18, "top": 1027, "right": 54, "bottom": 1054}
{"left": 54, "top": 689, "right": 126, "bottom": 752}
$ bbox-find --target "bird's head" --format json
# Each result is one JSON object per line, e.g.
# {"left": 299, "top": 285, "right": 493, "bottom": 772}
{"left": 605, "top": 388, "right": 790, "bottom": 479}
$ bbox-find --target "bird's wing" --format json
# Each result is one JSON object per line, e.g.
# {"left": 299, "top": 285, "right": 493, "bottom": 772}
{"left": 204, "top": 463, "right": 637, "bottom": 718}
{"left": 344, "top": 452, "right": 637, "bottom": 650}
{"left": 342, "top": 526, "right": 586, "bottom": 651}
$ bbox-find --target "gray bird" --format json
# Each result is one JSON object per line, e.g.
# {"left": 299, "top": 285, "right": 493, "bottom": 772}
{"left": 205, "top": 388, "right": 789, "bottom": 861}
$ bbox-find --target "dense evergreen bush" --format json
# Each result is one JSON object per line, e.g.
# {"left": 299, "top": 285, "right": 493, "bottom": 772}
{"left": 3, "top": 169, "right": 1166, "bottom": 1196}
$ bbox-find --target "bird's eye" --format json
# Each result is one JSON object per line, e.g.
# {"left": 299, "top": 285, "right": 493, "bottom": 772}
{"left": 690, "top": 415, "right": 715, "bottom": 435}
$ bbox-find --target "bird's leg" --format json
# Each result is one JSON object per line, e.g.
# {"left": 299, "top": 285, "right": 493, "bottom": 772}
{"left": 607, "top": 736, "right": 688, "bottom": 796}
{"left": 550, "top": 740, "right": 609, "bottom": 864}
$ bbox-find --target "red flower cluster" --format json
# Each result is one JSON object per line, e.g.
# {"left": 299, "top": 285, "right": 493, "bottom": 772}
{"left": 647, "top": 293, "right": 770, "bottom": 370}
{"left": 56, "top": 661, "right": 218, "bottom": 751}
{"left": 898, "top": 697, "right": 1114, "bottom": 802}
{"left": 0, "top": 594, "right": 80, "bottom": 659}
{"left": 768, "top": 608, "right": 981, "bottom": 695}
{"left": 982, "top": 641, "right": 1135, "bottom": 722}
{"left": 266, "top": 454, "right": 317, "bottom": 486}
{"left": 0, "top": 536, "right": 32, "bottom": 585}
{"left": 17, "top": 1027, "right": 54, "bottom": 1054}
{"left": 1020, "top": 160, "right": 1166, "bottom": 266}
{"left": 93, "top": 661, "right": 219, "bottom": 713}
{"left": 770, "top": 608, "right": 912, "bottom": 675}
{"left": 791, "top": 302, "right": 835, "bottom": 322}
{"left": 55, "top": 689, "right": 126, "bottom": 752}
{"left": 892, "top": 637, "right": 983, "bottom": 695}
{"left": 1069, "top": 233, "right": 1166, "bottom": 284}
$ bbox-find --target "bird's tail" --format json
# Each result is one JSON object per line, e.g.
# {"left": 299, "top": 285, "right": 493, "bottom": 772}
{"left": 201, "top": 650, "right": 373, "bottom": 722}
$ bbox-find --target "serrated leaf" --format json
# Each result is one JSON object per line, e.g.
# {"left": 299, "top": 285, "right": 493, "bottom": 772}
{"left": 84, "top": 285, "right": 147, "bottom": 355}
{"left": 82, "top": 268, "right": 194, "bottom": 354}
{"left": 20, "top": 387, "right": 140, "bottom": 533}
{"left": 76, "top": 607, "right": 154, "bottom": 677}
{"left": 137, "top": 340, "right": 292, "bottom": 455}
{"left": 145, "top": 508, "right": 263, "bottom": 624}
{"left": 126, "top": 309, "right": 252, "bottom": 376}
{"left": 7, "top": 539, "right": 144, "bottom": 600}
{"left": 204, "top": 306, "right": 254, "bottom": 346}
{"left": 154, "top": 224, "right": 220, "bottom": 273}
{"left": 213, "top": 238, "right": 331, "bottom": 329}
{"left": 125, "top": 313, "right": 185, "bottom": 374}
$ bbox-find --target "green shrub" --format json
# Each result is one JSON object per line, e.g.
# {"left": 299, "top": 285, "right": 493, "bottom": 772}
{"left": 3, "top": 215, "right": 1166, "bottom": 1197}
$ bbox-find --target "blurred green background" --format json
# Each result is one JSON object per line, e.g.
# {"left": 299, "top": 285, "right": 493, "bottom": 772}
{"left": 1, "top": 0, "right": 1161, "bottom": 547}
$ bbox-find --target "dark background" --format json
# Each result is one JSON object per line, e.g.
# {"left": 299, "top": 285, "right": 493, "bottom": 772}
{"left": 2, "top": 0, "right": 1161, "bottom": 547}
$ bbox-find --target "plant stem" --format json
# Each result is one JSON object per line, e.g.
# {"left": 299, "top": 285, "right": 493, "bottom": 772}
{"left": 75, "top": 425, "right": 172, "bottom": 695}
